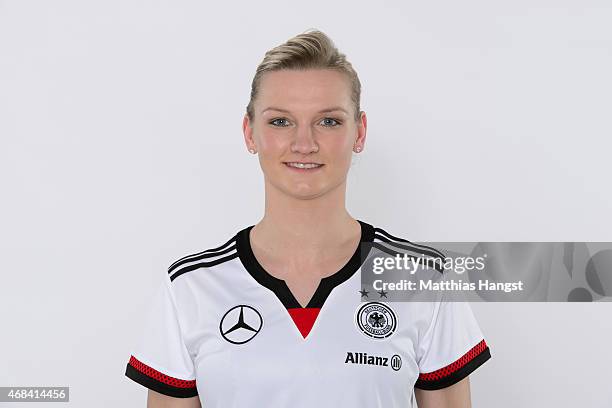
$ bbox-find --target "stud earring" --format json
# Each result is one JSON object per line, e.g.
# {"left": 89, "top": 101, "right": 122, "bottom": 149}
{"left": 249, "top": 148, "right": 256, "bottom": 154}
{"left": 354, "top": 146, "right": 362, "bottom": 153}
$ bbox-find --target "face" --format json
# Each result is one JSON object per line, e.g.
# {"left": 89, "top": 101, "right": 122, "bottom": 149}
{"left": 243, "top": 69, "right": 367, "bottom": 200}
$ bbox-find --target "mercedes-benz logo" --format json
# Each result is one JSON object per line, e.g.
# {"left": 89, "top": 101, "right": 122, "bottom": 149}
{"left": 219, "top": 305, "right": 263, "bottom": 344}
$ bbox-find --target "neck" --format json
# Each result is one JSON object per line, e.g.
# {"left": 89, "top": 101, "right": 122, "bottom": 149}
{"left": 254, "top": 180, "right": 358, "bottom": 251}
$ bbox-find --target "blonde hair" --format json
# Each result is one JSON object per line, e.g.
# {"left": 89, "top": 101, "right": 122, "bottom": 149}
{"left": 246, "top": 29, "right": 362, "bottom": 124}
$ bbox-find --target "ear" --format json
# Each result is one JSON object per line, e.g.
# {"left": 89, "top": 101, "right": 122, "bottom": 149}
{"left": 242, "top": 114, "right": 257, "bottom": 152}
{"left": 354, "top": 111, "right": 367, "bottom": 150}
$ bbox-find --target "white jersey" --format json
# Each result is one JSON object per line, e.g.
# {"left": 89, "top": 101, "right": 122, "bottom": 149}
{"left": 125, "top": 220, "right": 491, "bottom": 406}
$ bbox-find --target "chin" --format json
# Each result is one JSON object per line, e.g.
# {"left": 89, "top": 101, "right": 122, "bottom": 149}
{"left": 266, "top": 174, "right": 345, "bottom": 200}
{"left": 270, "top": 179, "right": 325, "bottom": 199}
{"left": 287, "top": 186, "right": 328, "bottom": 200}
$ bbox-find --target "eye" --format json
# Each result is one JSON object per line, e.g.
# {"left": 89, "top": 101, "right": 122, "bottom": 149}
{"left": 320, "top": 117, "right": 342, "bottom": 127}
{"left": 269, "top": 118, "right": 291, "bottom": 127}
{"left": 269, "top": 117, "right": 342, "bottom": 128}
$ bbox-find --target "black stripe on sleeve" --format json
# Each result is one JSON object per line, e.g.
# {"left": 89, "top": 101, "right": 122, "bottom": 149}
{"left": 414, "top": 346, "right": 491, "bottom": 390}
{"left": 125, "top": 363, "right": 198, "bottom": 398}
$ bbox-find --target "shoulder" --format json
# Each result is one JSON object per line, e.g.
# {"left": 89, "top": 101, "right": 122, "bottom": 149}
{"left": 167, "top": 231, "right": 240, "bottom": 283}
{"left": 370, "top": 223, "right": 445, "bottom": 258}
{"left": 367, "top": 222, "right": 446, "bottom": 274}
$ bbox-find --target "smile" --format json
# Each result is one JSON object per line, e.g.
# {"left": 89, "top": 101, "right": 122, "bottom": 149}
{"left": 284, "top": 162, "right": 324, "bottom": 169}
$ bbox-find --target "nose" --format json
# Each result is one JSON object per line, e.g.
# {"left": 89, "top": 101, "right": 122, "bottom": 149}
{"left": 290, "top": 124, "right": 319, "bottom": 154}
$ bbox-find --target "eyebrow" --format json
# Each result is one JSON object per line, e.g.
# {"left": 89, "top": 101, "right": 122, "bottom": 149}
{"left": 261, "top": 106, "right": 349, "bottom": 115}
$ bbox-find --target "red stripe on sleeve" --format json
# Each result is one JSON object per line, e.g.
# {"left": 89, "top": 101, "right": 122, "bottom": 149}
{"left": 418, "top": 339, "right": 488, "bottom": 382}
{"left": 128, "top": 356, "right": 196, "bottom": 388}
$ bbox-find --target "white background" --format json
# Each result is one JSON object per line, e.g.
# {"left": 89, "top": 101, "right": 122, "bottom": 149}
{"left": 1, "top": 1, "right": 611, "bottom": 407}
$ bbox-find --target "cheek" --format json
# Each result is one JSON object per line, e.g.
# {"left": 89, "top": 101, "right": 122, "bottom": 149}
{"left": 255, "top": 132, "right": 288, "bottom": 174}
{"left": 256, "top": 130, "right": 288, "bottom": 153}
{"left": 324, "top": 135, "right": 353, "bottom": 161}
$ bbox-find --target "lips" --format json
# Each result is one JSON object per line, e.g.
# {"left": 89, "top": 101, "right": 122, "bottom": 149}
{"left": 284, "top": 162, "right": 324, "bottom": 170}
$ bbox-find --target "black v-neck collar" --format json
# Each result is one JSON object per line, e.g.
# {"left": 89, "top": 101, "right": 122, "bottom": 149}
{"left": 236, "top": 219, "right": 375, "bottom": 309}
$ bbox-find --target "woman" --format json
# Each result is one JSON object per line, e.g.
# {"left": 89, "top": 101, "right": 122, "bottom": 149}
{"left": 125, "top": 29, "right": 491, "bottom": 408}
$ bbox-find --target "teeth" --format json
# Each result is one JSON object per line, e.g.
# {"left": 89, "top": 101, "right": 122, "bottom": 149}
{"left": 287, "top": 162, "right": 322, "bottom": 169}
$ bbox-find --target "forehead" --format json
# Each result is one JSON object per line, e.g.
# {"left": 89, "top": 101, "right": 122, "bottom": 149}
{"left": 257, "top": 69, "right": 351, "bottom": 114}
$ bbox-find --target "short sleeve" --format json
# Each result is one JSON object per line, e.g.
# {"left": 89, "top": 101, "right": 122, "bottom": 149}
{"left": 414, "top": 282, "right": 492, "bottom": 390}
{"left": 124, "top": 272, "right": 198, "bottom": 398}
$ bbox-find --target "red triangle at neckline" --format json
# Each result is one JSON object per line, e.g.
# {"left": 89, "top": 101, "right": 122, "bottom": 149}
{"left": 287, "top": 308, "right": 321, "bottom": 338}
